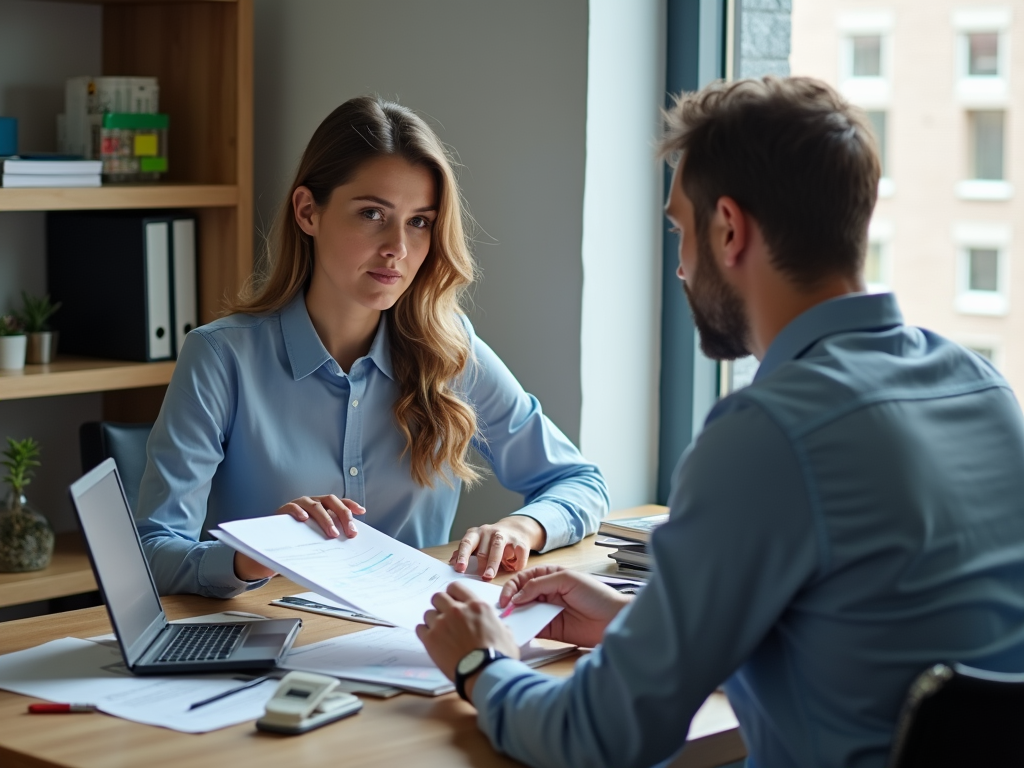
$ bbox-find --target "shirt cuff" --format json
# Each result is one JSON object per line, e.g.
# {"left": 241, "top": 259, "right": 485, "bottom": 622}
{"left": 471, "top": 657, "right": 536, "bottom": 712}
{"left": 512, "top": 501, "right": 572, "bottom": 553}
{"left": 197, "top": 541, "right": 270, "bottom": 597}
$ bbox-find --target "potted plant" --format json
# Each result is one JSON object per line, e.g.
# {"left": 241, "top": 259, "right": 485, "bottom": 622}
{"left": 0, "top": 437, "right": 54, "bottom": 572}
{"left": 0, "top": 315, "right": 26, "bottom": 370}
{"left": 14, "top": 291, "right": 61, "bottom": 364}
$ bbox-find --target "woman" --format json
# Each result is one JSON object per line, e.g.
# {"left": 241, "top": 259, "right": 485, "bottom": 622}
{"left": 135, "top": 96, "right": 609, "bottom": 598}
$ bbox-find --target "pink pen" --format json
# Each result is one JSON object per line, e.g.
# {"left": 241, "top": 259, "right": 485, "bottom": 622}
{"left": 499, "top": 603, "right": 516, "bottom": 619}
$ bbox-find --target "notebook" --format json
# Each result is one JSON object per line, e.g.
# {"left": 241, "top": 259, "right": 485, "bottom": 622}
{"left": 68, "top": 458, "right": 302, "bottom": 675}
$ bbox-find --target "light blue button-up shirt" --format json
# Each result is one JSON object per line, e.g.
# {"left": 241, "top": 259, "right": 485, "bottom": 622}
{"left": 135, "top": 294, "right": 609, "bottom": 598}
{"left": 473, "top": 293, "right": 1024, "bottom": 768}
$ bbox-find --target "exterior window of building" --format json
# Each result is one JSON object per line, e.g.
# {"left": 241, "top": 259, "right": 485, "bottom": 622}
{"left": 954, "top": 224, "right": 1011, "bottom": 316}
{"left": 957, "top": 336, "right": 1003, "bottom": 369}
{"left": 866, "top": 109, "right": 893, "bottom": 195}
{"left": 971, "top": 110, "right": 1005, "bottom": 179}
{"left": 958, "top": 110, "right": 1011, "bottom": 200}
{"left": 968, "top": 32, "right": 1000, "bottom": 76}
{"left": 852, "top": 35, "right": 883, "bottom": 76}
{"left": 866, "top": 218, "right": 893, "bottom": 292}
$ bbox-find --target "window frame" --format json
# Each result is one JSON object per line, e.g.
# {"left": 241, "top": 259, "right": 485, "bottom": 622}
{"left": 866, "top": 218, "right": 894, "bottom": 293}
{"left": 837, "top": 11, "right": 894, "bottom": 107}
{"left": 953, "top": 223, "right": 1012, "bottom": 316}
{"left": 953, "top": 7, "right": 1011, "bottom": 105}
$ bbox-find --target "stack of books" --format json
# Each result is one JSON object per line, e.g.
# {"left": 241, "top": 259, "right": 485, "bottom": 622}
{"left": 596, "top": 513, "right": 668, "bottom": 578}
{"left": 2, "top": 156, "right": 102, "bottom": 188}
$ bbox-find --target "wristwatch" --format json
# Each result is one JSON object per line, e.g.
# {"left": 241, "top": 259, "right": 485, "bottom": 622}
{"left": 455, "top": 648, "right": 507, "bottom": 701}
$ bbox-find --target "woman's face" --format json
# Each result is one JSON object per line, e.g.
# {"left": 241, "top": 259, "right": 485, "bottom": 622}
{"left": 297, "top": 155, "right": 438, "bottom": 313}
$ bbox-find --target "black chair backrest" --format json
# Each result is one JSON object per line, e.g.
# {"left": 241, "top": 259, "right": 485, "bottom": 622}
{"left": 79, "top": 422, "right": 153, "bottom": 514}
{"left": 888, "top": 662, "right": 1024, "bottom": 768}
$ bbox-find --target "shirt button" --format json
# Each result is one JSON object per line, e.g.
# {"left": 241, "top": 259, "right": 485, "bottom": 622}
{"left": 349, "top": 467, "right": 359, "bottom": 477}
{"left": 351, "top": 399, "right": 359, "bottom": 408}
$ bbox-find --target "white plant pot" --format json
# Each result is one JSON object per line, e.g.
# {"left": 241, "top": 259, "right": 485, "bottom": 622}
{"left": 0, "top": 335, "right": 27, "bottom": 370}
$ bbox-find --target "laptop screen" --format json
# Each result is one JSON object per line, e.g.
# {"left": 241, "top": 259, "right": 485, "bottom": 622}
{"left": 72, "top": 461, "right": 164, "bottom": 661}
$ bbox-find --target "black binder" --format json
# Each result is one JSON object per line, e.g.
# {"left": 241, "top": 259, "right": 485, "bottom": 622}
{"left": 47, "top": 210, "right": 197, "bottom": 362}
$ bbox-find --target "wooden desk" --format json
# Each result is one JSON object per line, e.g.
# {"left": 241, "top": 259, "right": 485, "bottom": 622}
{"left": 0, "top": 505, "right": 745, "bottom": 768}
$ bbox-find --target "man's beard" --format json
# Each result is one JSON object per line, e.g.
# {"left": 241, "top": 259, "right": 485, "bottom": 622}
{"left": 683, "top": 227, "right": 751, "bottom": 361}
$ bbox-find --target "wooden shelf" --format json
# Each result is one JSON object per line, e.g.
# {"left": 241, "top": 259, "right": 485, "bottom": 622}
{"left": 0, "top": 532, "right": 96, "bottom": 609}
{"left": 0, "top": 184, "right": 239, "bottom": 212}
{"left": 0, "top": 356, "right": 175, "bottom": 401}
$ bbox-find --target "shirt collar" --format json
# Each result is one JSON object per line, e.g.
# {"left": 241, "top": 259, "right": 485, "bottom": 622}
{"left": 754, "top": 292, "right": 904, "bottom": 381}
{"left": 279, "top": 293, "right": 395, "bottom": 381}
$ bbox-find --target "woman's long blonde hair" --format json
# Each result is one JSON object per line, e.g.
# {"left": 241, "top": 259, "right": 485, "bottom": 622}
{"left": 231, "top": 96, "right": 480, "bottom": 488}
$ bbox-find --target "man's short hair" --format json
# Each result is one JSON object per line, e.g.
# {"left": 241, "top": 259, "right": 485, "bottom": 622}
{"left": 660, "top": 77, "right": 880, "bottom": 287}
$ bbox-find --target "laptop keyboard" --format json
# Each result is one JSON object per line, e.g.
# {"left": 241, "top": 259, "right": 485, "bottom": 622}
{"left": 157, "top": 624, "right": 247, "bottom": 663}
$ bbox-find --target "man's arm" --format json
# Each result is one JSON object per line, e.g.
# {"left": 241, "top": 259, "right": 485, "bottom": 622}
{"left": 430, "top": 403, "right": 820, "bottom": 768}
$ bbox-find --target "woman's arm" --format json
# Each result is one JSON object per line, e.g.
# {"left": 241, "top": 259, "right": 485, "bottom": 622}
{"left": 453, "top": 319, "right": 610, "bottom": 574}
{"left": 134, "top": 330, "right": 265, "bottom": 598}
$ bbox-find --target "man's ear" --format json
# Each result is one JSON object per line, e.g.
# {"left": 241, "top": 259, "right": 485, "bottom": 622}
{"left": 715, "top": 196, "right": 748, "bottom": 269}
{"left": 293, "top": 186, "right": 319, "bottom": 237}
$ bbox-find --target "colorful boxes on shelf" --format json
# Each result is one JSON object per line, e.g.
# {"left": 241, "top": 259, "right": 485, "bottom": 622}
{"left": 94, "top": 113, "right": 169, "bottom": 182}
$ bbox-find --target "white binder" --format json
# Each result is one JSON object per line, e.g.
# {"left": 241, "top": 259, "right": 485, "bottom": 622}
{"left": 144, "top": 222, "right": 173, "bottom": 360}
{"left": 172, "top": 218, "right": 198, "bottom": 355}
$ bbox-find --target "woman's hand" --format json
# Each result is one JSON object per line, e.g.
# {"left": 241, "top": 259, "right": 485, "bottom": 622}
{"left": 450, "top": 516, "right": 547, "bottom": 580}
{"left": 233, "top": 495, "right": 365, "bottom": 581}
{"left": 498, "top": 565, "right": 633, "bottom": 648}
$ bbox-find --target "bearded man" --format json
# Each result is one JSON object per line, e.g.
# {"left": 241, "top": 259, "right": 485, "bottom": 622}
{"left": 417, "top": 77, "right": 1024, "bottom": 768}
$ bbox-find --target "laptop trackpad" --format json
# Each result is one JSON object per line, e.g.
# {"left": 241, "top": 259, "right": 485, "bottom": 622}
{"left": 244, "top": 633, "right": 289, "bottom": 649}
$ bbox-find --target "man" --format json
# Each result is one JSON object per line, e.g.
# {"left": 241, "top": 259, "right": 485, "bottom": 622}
{"left": 416, "top": 77, "right": 1024, "bottom": 767}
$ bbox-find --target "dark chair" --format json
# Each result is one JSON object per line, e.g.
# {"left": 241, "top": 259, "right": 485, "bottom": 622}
{"left": 888, "top": 662, "right": 1024, "bottom": 767}
{"left": 79, "top": 422, "right": 154, "bottom": 513}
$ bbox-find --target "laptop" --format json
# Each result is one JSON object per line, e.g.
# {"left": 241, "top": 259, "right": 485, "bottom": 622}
{"left": 69, "top": 458, "right": 302, "bottom": 675}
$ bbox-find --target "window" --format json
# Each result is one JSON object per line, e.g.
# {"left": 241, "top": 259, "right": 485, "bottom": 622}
{"left": 852, "top": 35, "right": 882, "bottom": 76}
{"left": 865, "top": 109, "right": 893, "bottom": 195}
{"left": 866, "top": 218, "right": 893, "bottom": 292}
{"left": 956, "top": 335, "right": 1003, "bottom": 369}
{"left": 958, "top": 110, "right": 1011, "bottom": 200}
{"left": 954, "top": 223, "right": 1011, "bottom": 316}
{"left": 968, "top": 32, "right": 1000, "bottom": 76}
{"left": 954, "top": 8, "right": 1010, "bottom": 103}
{"left": 971, "top": 110, "right": 1005, "bottom": 179}
{"left": 836, "top": 13, "right": 893, "bottom": 122}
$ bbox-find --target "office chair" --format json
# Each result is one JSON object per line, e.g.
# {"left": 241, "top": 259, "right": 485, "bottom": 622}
{"left": 79, "top": 422, "right": 154, "bottom": 514}
{"left": 887, "top": 662, "right": 1024, "bottom": 767}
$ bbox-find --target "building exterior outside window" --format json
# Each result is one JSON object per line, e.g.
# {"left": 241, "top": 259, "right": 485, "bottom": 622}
{"left": 791, "top": 2, "right": 1020, "bottom": 393}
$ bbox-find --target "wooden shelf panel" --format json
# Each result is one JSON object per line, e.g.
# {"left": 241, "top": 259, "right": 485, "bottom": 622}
{"left": 0, "top": 184, "right": 238, "bottom": 212}
{"left": 0, "top": 532, "right": 96, "bottom": 609}
{"left": 0, "top": 357, "right": 175, "bottom": 400}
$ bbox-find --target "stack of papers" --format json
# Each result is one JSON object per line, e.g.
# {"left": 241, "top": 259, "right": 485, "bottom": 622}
{"left": 2, "top": 156, "right": 102, "bottom": 187}
{"left": 283, "top": 626, "right": 576, "bottom": 696}
{"left": 212, "top": 516, "right": 562, "bottom": 645}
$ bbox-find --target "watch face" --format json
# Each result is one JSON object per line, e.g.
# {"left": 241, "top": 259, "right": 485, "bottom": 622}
{"left": 457, "top": 649, "right": 487, "bottom": 675}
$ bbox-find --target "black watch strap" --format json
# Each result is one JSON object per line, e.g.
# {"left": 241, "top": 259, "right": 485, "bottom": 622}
{"left": 455, "top": 648, "right": 507, "bottom": 701}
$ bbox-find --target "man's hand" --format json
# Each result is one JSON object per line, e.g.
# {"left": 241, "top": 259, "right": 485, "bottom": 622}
{"left": 416, "top": 582, "right": 520, "bottom": 700}
{"left": 499, "top": 565, "right": 632, "bottom": 648}
{"left": 450, "top": 515, "right": 546, "bottom": 580}
{"left": 233, "top": 495, "right": 366, "bottom": 581}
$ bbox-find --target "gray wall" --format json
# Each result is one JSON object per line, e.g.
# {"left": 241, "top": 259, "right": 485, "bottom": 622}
{"left": 253, "top": 0, "right": 591, "bottom": 533}
{"left": 0, "top": 0, "right": 103, "bottom": 532}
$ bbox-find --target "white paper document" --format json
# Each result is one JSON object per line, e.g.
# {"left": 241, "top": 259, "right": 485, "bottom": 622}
{"left": 0, "top": 638, "right": 276, "bottom": 733}
{"left": 283, "top": 626, "right": 576, "bottom": 696}
{"left": 212, "top": 516, "right": 561, "bottom": 645}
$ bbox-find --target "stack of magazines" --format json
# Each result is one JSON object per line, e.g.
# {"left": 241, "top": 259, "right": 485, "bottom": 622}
{"left": 596, "top": 513, "right": 668, "bottom": 578}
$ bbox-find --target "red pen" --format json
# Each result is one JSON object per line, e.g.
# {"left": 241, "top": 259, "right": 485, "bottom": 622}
{"left": 28, "top": 703, "right": 97, "bottom": 714}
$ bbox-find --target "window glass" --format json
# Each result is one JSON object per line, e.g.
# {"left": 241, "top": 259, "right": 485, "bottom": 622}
{"left": 852, "top": 35, "right": 882, "bottom": 77}
{"left": 866, "top": 110, "right": 887, "bottom": 176}
{"left": 865, "top": 241, "right": 885, "bottom": 285}
{"left": 968, "top": 248, "right": 1000, "bottom": 292}
{"left": 971, "top": 111, "right": 1005, "bottom": 180}
{"left": 968, "top": 32, "right": 999, "bottom": 76}
{"left": 968, "top": 346, "right": 995, "bottom": 361}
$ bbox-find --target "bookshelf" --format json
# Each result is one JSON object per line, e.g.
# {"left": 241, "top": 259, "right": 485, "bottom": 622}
{"left": 0, "top": 0, "right": 254, "bottom": 608}
{"left": 4, "top": 0, "right": 254, "bottom": 417}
